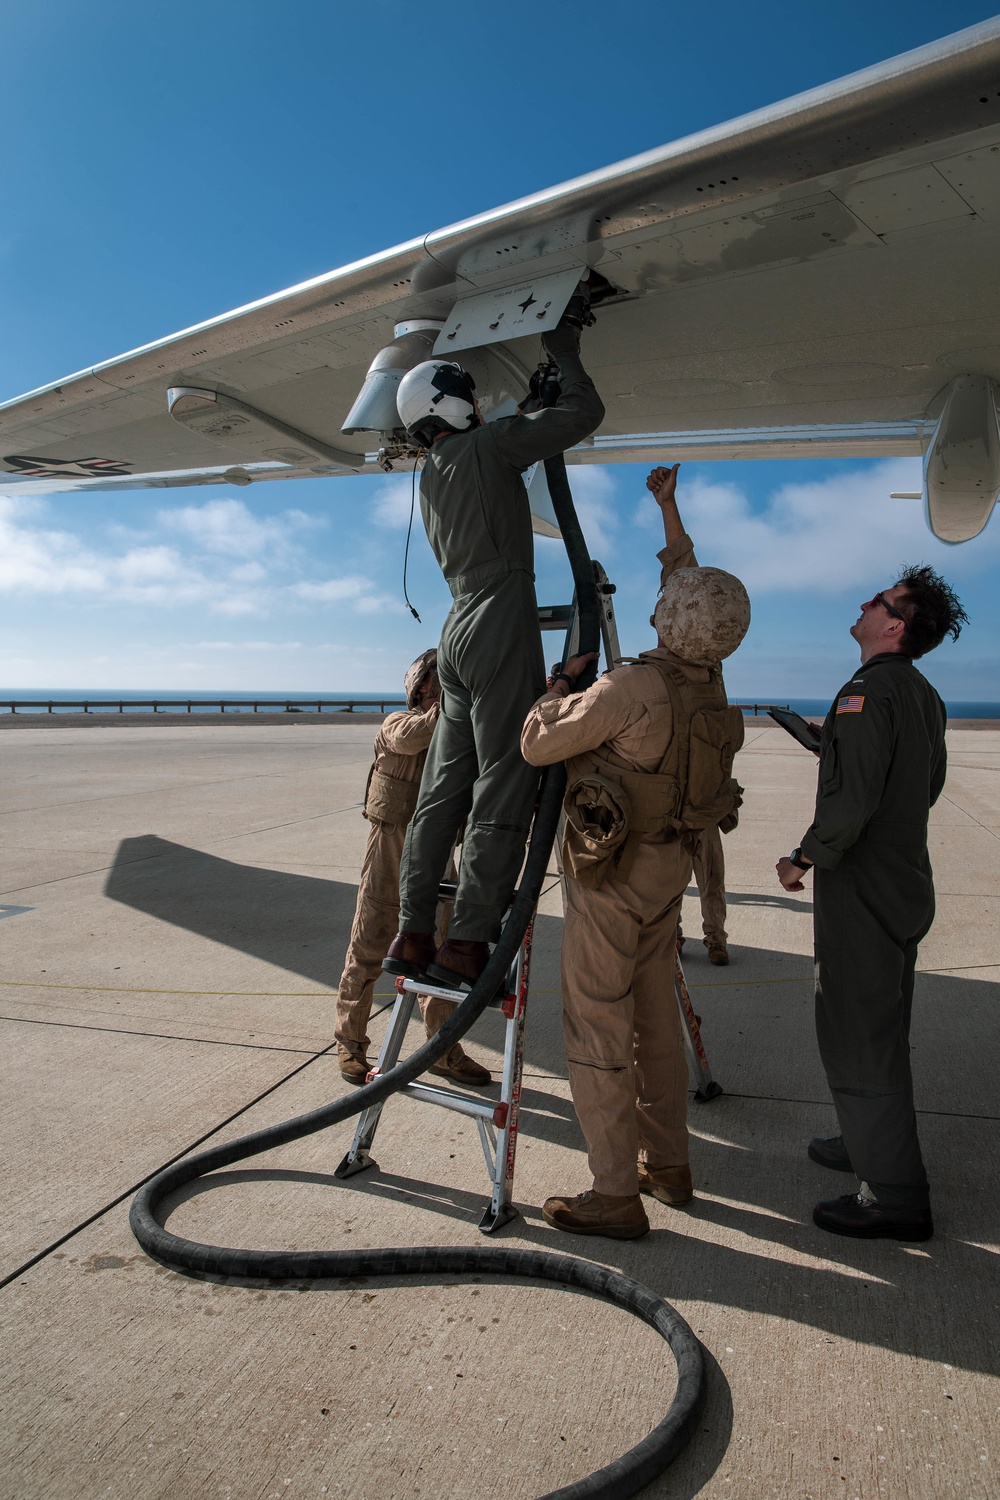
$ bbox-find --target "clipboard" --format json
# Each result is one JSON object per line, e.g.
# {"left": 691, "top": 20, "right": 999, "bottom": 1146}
{"left": 767, "top": 706, "right": 822, "bottom": 754}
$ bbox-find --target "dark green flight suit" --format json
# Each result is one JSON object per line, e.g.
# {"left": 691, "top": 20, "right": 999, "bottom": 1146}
{"left": 801, "top": 653, "right": 947, "bottom": 1210}
{"left": 398, "top": 321, "right": 605, "bottom": 942}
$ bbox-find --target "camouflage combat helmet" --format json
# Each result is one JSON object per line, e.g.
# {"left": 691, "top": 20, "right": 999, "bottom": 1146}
{"left": 404, "top": 648, "right": 439, "bottom": 708}
{"left": 654, "top": 568, "right": 750, "bottom": 665}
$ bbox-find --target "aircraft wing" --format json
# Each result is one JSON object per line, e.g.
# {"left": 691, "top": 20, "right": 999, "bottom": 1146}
{"left": 3, "top": 18, "right": 1000, "bottom": 541}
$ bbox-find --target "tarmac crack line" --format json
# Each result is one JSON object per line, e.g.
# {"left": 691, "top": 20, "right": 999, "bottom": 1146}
{"left": 0, "top": 979, "right": 356, "bottom": 997}
{"left": 938, "top": 791, "right": 1000, "bottom": 842}
{"left": 0, "top": 1013, "right": 322, "bottom": 1053}
{"left": 0, "top": 1000, "right": 395, "bottom": 1052}
{"left": 0, "top": 1035, "right": 348, "bottom": 1294}
{"left": 0, "top": 1002, "right": 395, "bottom": 1050}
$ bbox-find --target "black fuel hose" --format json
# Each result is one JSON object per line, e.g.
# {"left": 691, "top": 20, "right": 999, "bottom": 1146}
{"left": 129, "top": 451, "right": 706, "bottom": 1499}
{"left": 544, "top": 452, "right": 601, "bottom": 692}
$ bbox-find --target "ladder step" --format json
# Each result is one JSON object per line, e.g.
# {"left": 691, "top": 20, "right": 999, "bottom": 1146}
{"left": 538, "top": 604, "right": 574, "bottom": 630}
{"left": 394, "top": 975, "right": 510, "bottom": 1007}
{"left": 396, "top": 1080, "right": 506, "bottom": 1123}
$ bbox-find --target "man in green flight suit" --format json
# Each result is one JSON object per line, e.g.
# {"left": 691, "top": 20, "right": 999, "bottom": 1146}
{"left": 384, "top": 292, "right": 605, "bottom": 990}
{"left": 776, "top": 566, "right": 967, "bottom": 1241}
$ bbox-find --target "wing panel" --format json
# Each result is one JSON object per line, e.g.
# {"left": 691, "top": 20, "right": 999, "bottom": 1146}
{"left": 3, "top": 18, "right": 1000, "bottom": 506}
{"left": 840, "top": 164, "right": 974, "bottom": 233}
{"left": 936, "top": 144, "right": 1000, "bottom": 220}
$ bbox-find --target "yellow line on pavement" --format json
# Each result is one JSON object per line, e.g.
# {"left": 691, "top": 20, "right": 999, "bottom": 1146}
{"left": 0, "top": 979, "right": 338, "bottom": 998}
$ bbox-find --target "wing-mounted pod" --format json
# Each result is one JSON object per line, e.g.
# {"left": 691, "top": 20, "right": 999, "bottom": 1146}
{"left": 925, "top": 375, "right": 1000, "bottom": 543}
{"left": 167, "top": 388, "right": 361, "bottom": 471}
{"left": 341, "top": 320, "right": 445, "bottom": 442}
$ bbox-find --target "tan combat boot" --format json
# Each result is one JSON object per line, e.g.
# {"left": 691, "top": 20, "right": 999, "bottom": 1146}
{"left": 637, "top": 1163, "right": 694, "bottom": 1206}
{"left": 542, "top": 1189, "right": 649, "bottom": 1239}
{"left": 430, "top": 1045, "right": 493, "bottom": 1086}
{"left": 338, "top": 1046, "right": 371, "bottom": 1086}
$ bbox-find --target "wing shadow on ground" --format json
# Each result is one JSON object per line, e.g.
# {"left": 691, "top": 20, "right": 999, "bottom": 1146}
{"left": 104, "top": 833, "right": 370, "bottom": 990}
{"left": 102, "top": 833, "right": 576, "bottom": 1073}
{"left": 102, "top": 836, "right": 817, "bottom": 1081}
{"left": 107, "top": 835, "right": 1000, "bottom": 1396}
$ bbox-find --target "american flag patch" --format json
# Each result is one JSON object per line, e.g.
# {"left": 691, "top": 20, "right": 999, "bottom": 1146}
{"left": 837, "top": 695, "right": 865, "bottom": 714}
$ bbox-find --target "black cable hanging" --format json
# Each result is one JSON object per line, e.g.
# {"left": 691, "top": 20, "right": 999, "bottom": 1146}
{"left": 402, "top": 450, "right": 422, "bottom": 623}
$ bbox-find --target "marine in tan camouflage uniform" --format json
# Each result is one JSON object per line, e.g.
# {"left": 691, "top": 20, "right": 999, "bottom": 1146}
{"left": 521, "top": 466, "right": 749, "bottom": 1239}
{"left": 678, "top": 823, "right": 730, "bottom": 965}
{"left": 335, "top": 650, "right": 491, "bottom": 1087}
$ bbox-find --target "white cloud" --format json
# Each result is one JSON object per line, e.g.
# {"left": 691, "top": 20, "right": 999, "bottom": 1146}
{"left": 292, "top": 574, "right": 402, "bottom": 615}
{"left": 196, "top": 639, "right": 303, "bottom": 651}
{"left": 156, "top": 498, "right": 319, "bottom": 558}
{"left": 371, "top": 476, "right": 419, "bottom": 530}
{"left": 0, "top": 495, "right": 360, "bottom": 617}
{"left": 293, "top": 575, "right": 372, "bottom": 602}
{"left": 635, "top": 460, "right": 1000, "bottom": 594}
{"left": 564, "top": 465, "right": 620, "bottom": 556}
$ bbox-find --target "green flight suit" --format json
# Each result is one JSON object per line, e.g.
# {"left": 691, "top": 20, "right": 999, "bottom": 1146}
{"left": 801, "top": 652, "right": 947, "bottom": 1209}
{"left": 398, "top": 321, "right": 605, "bottom": 941}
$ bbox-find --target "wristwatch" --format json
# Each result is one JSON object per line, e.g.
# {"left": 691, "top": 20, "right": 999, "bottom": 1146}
{"left": 788, "top": 846, "right": 811, "bottom": 871}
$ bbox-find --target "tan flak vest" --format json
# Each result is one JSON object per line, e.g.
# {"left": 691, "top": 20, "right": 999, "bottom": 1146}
{"left": 562, "top": 653, "right": 745, "bottom": 888}
{"left": 363, "top": 765, "right": 421, "bottom": 826}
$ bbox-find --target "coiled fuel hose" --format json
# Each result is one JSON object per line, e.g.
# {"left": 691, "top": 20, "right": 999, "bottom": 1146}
{"left": 130, "top": 450, "right": 707, "bottom": 1499}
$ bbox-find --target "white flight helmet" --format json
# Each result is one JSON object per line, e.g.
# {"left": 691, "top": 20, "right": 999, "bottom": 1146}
{"left": 396, "top": 360, "right": 478, "bottom": 446}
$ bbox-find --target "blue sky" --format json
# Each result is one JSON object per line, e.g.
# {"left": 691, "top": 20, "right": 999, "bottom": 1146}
{"left": 2, "top": 0, "right": 998, "bottom": 702}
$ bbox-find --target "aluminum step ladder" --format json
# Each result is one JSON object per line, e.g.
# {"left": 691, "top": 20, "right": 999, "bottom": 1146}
{"left": 335, "top": 885, "right": 537, "bottom": 1234}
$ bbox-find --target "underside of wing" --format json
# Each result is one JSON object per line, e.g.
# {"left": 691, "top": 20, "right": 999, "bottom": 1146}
{"left": 3, "top": 18, "right": 1000, "bottom": 541}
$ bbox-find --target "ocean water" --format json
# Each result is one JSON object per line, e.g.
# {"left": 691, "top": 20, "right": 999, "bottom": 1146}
{"left": 751, "top": 698, "right": 1000, "bottom": 719}
{"left": 2, "top": 690, "right": 998, "bottom": 718}
{"left": 0, "top": 689, "right": 406, "bottom": 715}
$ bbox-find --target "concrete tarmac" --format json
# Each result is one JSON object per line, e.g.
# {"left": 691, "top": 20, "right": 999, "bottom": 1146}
{"left": 1, "top": 722, "right": 997, "bottom": 1500}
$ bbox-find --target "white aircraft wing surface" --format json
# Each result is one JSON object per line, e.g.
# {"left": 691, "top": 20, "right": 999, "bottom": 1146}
{"left": 3, "top": 19, "right": 1000, "bottom": 541}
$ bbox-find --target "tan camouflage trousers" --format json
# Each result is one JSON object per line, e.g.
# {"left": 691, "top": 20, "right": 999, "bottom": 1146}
{"left": 561, "top": 836, "right": 693, "bottom": 1197}
{"left": 679, "top": 823, "right": 727, "bottom": 947}
{"left": 335, "top": 821, "right": 462, "bottom": 1063}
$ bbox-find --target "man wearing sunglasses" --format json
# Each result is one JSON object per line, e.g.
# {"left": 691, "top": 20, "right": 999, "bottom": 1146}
{"left": 775, "top": 568, "right": 967, "bottom": 1241}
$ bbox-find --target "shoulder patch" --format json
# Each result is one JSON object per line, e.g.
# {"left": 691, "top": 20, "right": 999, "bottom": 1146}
{"left": 837, "top": 695, "right": 865, "bottom": 714}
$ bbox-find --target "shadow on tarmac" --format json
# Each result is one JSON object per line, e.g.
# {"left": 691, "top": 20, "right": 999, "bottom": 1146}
{"left": 108, "top": 835, "right": 1000, "bottom": 1407}
{"left": 686, "top": 883, "right": 814, "bottom": 913}
{"left": 104, "top": 833, "right": 361, "bottom": 989}
{"left": 102, "top": 835, "right": 813, "bottom": 1079}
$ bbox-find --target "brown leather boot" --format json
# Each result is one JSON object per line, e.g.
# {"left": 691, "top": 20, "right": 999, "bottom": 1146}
{"left": 338, "top": 1046, "right": 371, "bottom": 1086}
{"left": 430, "top": 1046, "right": 493, "bottom": 1086}
{"left": 542, "top": 1189, "right": 649, "bottom": 1239}
{"left": 706, "top": 940, "right": 729, "bottom": 966}
{"left": 638, "top": 1163, "right": 694, "bottom": 1206}
{"left": 382, "top": 930, "right": 435, "bottom": 979}
{"left": 428, "top": 938, "right": 490, "bottom": 989}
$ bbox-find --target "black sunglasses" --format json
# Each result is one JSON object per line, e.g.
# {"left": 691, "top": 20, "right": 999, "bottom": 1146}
{"left": 873, "top": 590, "right": 905, "bottom": 622}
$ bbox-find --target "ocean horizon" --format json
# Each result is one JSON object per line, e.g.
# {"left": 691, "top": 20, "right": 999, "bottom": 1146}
{"left": 2, "top": 689, "right": 998, "bottom": 718}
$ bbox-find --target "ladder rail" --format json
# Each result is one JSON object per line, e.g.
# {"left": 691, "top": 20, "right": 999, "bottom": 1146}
{"left": 675, "top": 951, "right": 724, "bottom": 1103}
